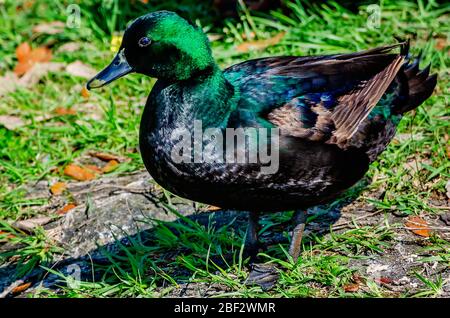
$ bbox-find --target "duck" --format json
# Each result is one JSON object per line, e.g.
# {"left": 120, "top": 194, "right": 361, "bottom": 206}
{"left": 87, "top": 10, "right": 437, "bottom": 289}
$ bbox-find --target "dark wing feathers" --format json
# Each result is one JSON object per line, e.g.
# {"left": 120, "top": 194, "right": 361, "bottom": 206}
{"left": 399, "top": 53, "right": 437, "bottom": 113}
{"left": 224, "top": 42, "right": 408, "bottom": 148}
{"left": 330, "top": 55, "right": 404, "bottom": 145}
{"left": 226, "top": 42, "right": 405, "bottom": 78}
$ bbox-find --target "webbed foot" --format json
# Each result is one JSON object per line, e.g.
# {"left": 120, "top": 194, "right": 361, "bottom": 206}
{"left": 245, "top": 263, "right": 279, "bottom": 290}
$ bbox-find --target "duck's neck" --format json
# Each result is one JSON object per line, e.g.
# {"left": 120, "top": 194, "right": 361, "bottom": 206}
{"left": 170, "top": 65, "right": 238, "bottom": 129}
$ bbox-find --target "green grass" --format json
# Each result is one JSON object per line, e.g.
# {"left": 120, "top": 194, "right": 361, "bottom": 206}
{"left": 0, "top": 0, "right": 449, "bottom": 298}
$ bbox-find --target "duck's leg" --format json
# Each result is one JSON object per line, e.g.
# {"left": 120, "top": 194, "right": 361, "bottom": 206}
{"left": 244, "top": 211, "right": 260, "bottom": 261}
{"left": 288, "top": 210, "right": 307, "bottom": 262}
{"left": 245, "top": 210, "right": 307, "bottom": 290}
{"left": 245, "top": 212, "right": 279, "bottom": 290}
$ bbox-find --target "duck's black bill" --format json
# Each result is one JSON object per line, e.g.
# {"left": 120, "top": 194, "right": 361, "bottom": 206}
{"left": 86, "top": 49, "right": 133, "bottom": 90}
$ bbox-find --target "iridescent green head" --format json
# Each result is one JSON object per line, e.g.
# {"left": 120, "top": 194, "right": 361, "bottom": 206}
{"left": 87, "top": 11, "right": 214, "bottom": 89}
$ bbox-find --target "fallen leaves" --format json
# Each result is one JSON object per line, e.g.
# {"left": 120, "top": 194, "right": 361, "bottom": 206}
{"left": 343, "top": 273, "right": 363, "bottom": 292}
{"left": 50, "top": 182, "right": 67, "bottom": 195}
{"left": 54, "top": 107, "right": 77, "bottom": 116}
{"left": 84, "top": 165, "right": 102, "bottom": 173}
{"left": 236, "top": 32, "right": 286, "bottom": 53}
{"left": 1, "top": 41, "right": 94, "bottom": 98}
{"left": 0, "top": 230, "right": 16, "bottom": 240}
{"left": 343, "top": 283, "right": 360, "bottom": 292}
{"left": 0, "top": 42, "right": 58, "bottom": 97}
{"left": 13, "top": 216, "right": 52, "bottom": 233}
{"left": 32, "top": 21, "right": 65, "bottom": 35}
{"left": 0, "top": 72, "right": 20, "bottom": 97}
{"left": 66, "top": 60, "right": 97, "bottom": 79}
{"left": 405, "top": 216, "right": 431, "bottom": 237}
{"left": 89, "top": 151, "right": 130, "bottom": 163}
{"left": 14, "top": 42, "right": 52, "bottom": 76}
{"left": 11, "top": 282, "right": 32, "bottom": 294}
{"left": 16, "top": 42, "right": 31, "bottom": 63}
{"left": 376, "top": 277, "right": 393, "bottom": 285}
{"left": 19, "top": 62, "right": 64, "bottom": 85}
{"left": 57, "top": 42, "right": 81, "bottom": 53}
{"left": 0, "top": 63, "right": 65, "bottom": 97}
{"left": 102, "top": 160, "right": 119, "bottom": 173}
{"left": 434, "top": 36, "right": 448, "bottom": 52}
{"left": 62, "top": 157, "right": 122, "bottom": 182}
{"left": 56, "top": 203, "right": 77, "bottom": 215}
{"left": 0, "top": 115, "right": 26, "bottom": 130}
{"left": 64, "top": 164, "right": 96, "bottom": 181}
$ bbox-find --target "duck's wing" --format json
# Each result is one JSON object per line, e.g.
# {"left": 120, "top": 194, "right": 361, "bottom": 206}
{"left": 224, "top": 43, "right": 407, "bottom": 148}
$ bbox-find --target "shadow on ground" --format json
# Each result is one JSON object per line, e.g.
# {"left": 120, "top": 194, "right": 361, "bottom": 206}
{"left": 0, "top": 171, "right": 362, "bottom": 297}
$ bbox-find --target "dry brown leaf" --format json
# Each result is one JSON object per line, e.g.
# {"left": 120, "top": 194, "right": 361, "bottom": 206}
{"left": 14, "top": 44, "right": 52, "bottom": 76}
{"left": 57, "top": 42, "right": 82, "bottom": 53}
{"left": 16, "top": 0, "right": 35, "bottom": 11}
{"left": 16, "top": 42, "right": 31, "bottom": 63}
{"left": 56, "top": 203, "right": 77, "bottom": 215}
{"left": 207, "top": 205, "right": 222, "bottom": 211}
{"left": 32, "top": 21, "right": 65, "bottom": 35}
{"left": 0, "top": 115, "right": 25, "bottom": 130}
{"left": 405, "top": 216, "right": 431, "bottom": 237}
{"left": 54, "top": 107, "right": 77, "bottom": 115}
{"left": 236, "top": 32, "right": 286, "bottom": 53}
{"left": 11, "top": 282, "right": 32, "bottom": 294}
{"left": 102, "top": 160, "right": 119, "bottom": 173}
{"left": 66, "top": 61, "right": 97, "bottom": 79}
{"left": 343, "top": 283, "right": 359, "bottom": 292}
{"left": 89, "top": 151, "right": 130, "bottom": 163}
{"left": 50, "top": 182, "right": 67, "bottom": 195}
{"left": 19, "top": 62, "right": 65, "bottom": 87}
{"left": 0, "top": 230, "right": 16, "bottom": 239}
{"left": 14, "top": 62, "right": 33, "bottom": 77}
{"left": 435, "top": 37, "right": 448, "bottom": 51}
{"left": 84, "top": 165, "right": 103, "bottom": 173}
{"left": 13, "top": 216, "right": 52, "bottom": 232}
{"left": 377, "top": 277, "right": 393, "bottom": 285}
{"left": 64, "top": 164, "right": 95, "bottom": 181}
{"left": 1, "top": 62, "right": 64, "bottom": 97}
{"left": 28, "top": 47, "right": 52, "bottom": 63}
{"left": 0, "top": 72, "right": 20, "bottom": 96}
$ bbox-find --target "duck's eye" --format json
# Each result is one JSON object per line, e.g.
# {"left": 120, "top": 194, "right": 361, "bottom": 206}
{"left": 138, "top": 37, "right": 152, "bottom": 48}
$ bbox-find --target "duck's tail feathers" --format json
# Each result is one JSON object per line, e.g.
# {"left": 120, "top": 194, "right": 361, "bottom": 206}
{"left": 394, "top": 41, "right": 438, "bottom": 114}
